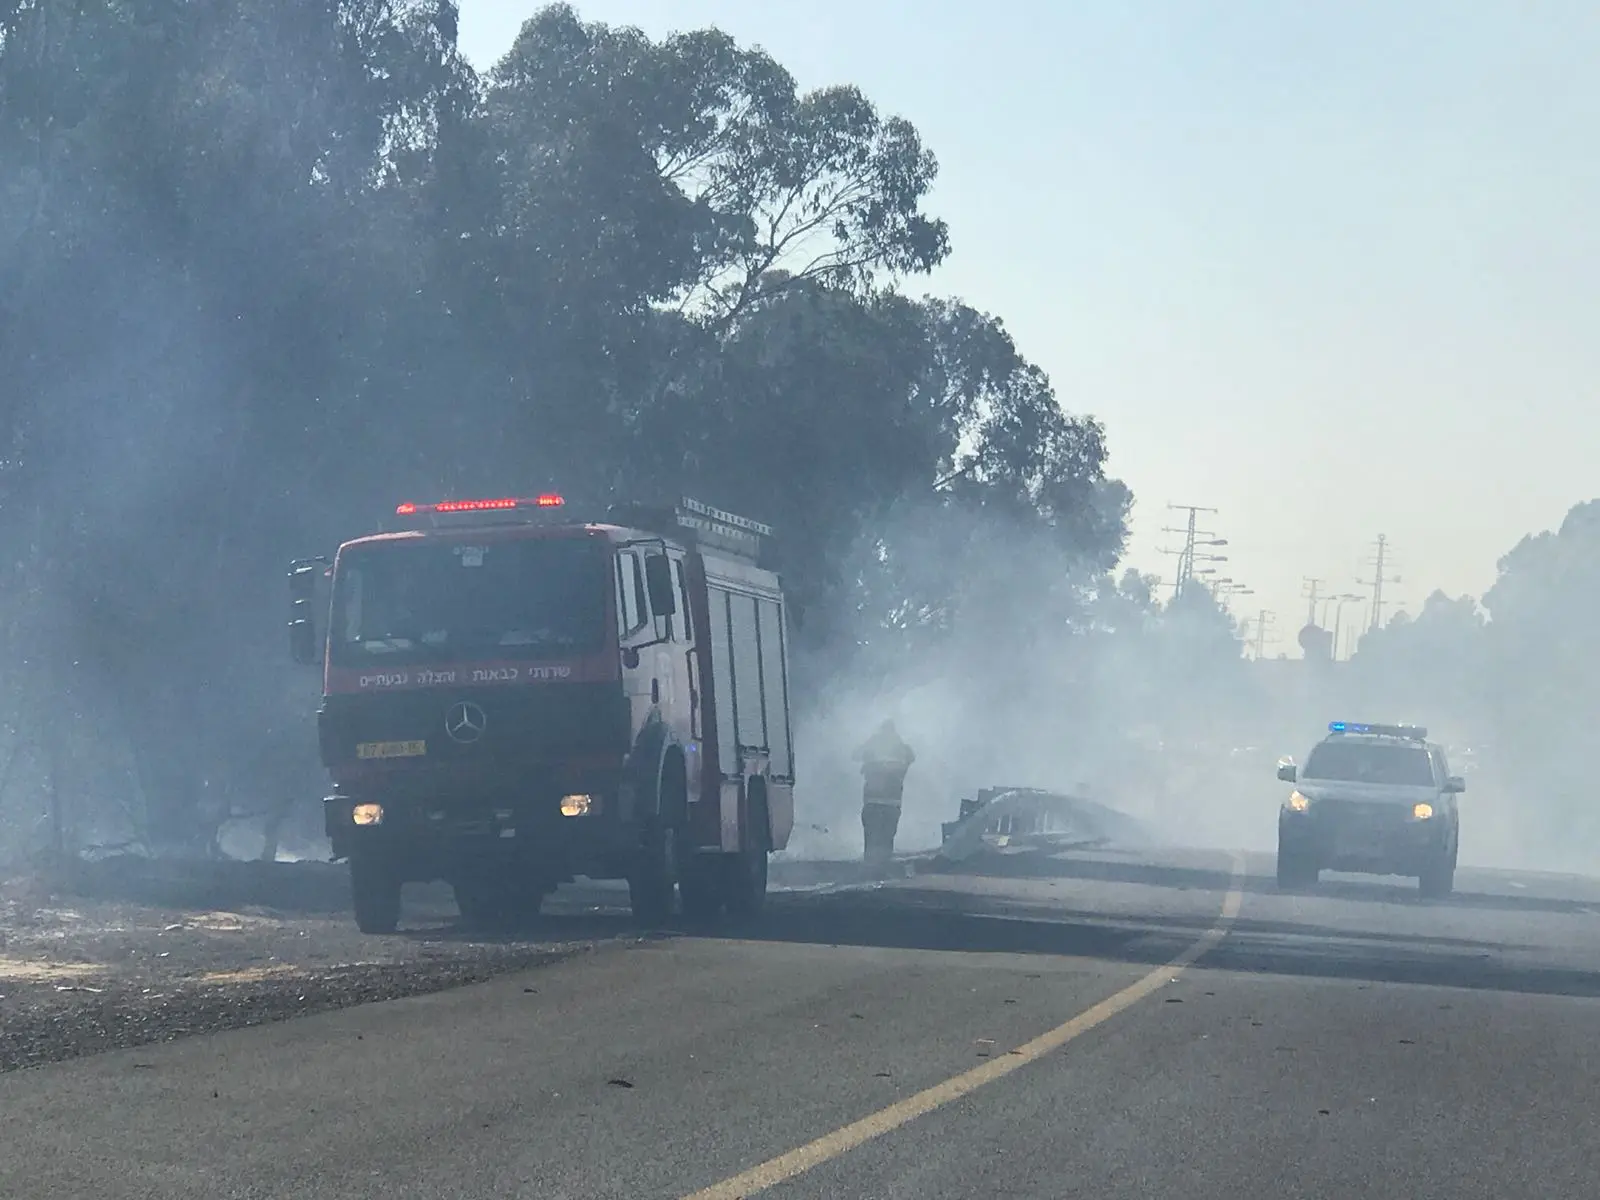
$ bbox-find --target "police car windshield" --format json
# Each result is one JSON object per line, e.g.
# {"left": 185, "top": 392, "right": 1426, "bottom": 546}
{"left": 1302, "top": 740, "right": 1434, "bottom": 786}
{"left": 330, "top": 537, "right": 608, "bottom": 666}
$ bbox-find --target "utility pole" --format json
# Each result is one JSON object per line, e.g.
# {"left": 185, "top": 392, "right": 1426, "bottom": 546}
{"left": 1216, "top": 582, "right": 1253, "bottom": 614}
{"left": 1302, "top": 578, "right": 1323, "bottom": 628}
{"left": 1160, "top": 504, "right": 1223, "bottom": 598}
{"left": 1358, "top": 535, "right": 1402, "bottom": 632}
{"left": 1250, "top": 609, "right": 1276, "bottom": 659}
{"left": 1329, "top": 593, "right": 1363, "bottom": 660}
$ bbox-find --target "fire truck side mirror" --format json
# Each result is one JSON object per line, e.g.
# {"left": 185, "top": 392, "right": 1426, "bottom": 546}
{"left": 289, "top": 599, "right": 319, "bottom": 666}
{"left": 644, "top": 554, "right": 676, "bottom": 616}
{"left": 288, "top": 560, "right": 323, "bottom": 666}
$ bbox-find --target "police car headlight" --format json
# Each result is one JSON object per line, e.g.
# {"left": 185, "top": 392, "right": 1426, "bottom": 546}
{"left": 1412, "top": 802, "right": 1434, "bottom": 820}
{"left": 1287, "top": 791, "right": 1310, "bottom": 812}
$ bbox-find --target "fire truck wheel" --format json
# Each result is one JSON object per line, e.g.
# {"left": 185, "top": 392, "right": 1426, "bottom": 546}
{"left": 349, "top": 853, "right": 401, "bottom": 935}
{"left": 679, "top": 857, "right": 724, "bottom": 920}
{"left": 628, "top": 822, "right": 679, "bottom": 927}
{"left": 723, "top": 849, "right": 769, "bottom": 918}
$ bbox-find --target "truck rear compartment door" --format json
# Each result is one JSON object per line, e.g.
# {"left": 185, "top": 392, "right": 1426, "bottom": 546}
{"left": 706, "top": 585, "right": 738, "bottom": 776}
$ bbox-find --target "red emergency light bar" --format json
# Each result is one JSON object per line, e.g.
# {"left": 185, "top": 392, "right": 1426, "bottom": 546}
{"left": 395, "top": 494, "right": 564, "bottom": 517}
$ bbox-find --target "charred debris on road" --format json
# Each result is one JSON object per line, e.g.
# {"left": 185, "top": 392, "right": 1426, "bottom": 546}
{"left": 935, "top": 787, "right": 1150, "bottom": 865}
{"left": 0, "top": 849, "right": 929, "bottom": 1074}
{"left": 0, "top": 855, "right": 607, "bottom": 1074}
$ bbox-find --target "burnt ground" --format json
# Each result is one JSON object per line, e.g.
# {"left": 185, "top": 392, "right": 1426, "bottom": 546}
{"left": 0, "top": 852, "right": 914, "bottom": 1074}
{"left": 0, "top": 857, "right": 630, "bottom": 1074}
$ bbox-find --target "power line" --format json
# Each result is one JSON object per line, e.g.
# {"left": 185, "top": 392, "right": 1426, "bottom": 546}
{"left": 1245, "top": 609, "right": 1277, "bottom": 659}
{"left": 1301, "top": 577, "right": 1323, "bottom": 628}
{"left": 1357, "top": 534, "right": 1402, "bottom": 631}
{"left": 1215, "top": 582, "right": 1254, "bottom": 613}
{"left": 1159, "top": 503, "right": 1224, "bottom": 598}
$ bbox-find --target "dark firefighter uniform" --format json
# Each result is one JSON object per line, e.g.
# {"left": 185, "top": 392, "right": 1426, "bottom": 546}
{"left": 854, "top": 720, "right": 916, "bottom": 866}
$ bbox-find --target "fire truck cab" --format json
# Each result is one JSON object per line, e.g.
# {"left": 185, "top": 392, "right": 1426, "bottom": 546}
{"left": 288, "top": 494, "right": 795, "bottom": 933}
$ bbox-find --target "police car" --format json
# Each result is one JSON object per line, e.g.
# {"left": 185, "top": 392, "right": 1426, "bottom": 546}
{"left": 1275, "top": 722, "right": 1465, "bottom": 897}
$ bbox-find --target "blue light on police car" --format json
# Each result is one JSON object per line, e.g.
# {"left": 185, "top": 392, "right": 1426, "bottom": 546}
{"left": 1328, "top": 720, "right": 1428, "bottom": 740}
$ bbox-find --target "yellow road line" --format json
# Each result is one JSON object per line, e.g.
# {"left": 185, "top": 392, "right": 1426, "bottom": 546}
{"left": 682, "top": 851, "right": 1247, "bottom": 1200}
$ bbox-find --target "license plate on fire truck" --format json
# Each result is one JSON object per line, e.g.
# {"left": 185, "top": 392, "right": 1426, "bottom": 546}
{"left": 356, "top": 740, "right": 427, "bottom": 759}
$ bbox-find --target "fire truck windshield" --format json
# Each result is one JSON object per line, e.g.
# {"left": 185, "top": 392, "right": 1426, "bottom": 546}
{"left": 329, "top": 537, "right": 608, "bottom": 667}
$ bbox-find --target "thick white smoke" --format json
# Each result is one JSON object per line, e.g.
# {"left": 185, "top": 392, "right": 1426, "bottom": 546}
{"left": 782, "top": 499, "right": 1284, "bottom": 862}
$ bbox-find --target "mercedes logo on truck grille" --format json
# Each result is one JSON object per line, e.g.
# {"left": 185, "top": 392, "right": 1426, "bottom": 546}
{"left": 445, "top": 701, "right": 487, "bottom": 744}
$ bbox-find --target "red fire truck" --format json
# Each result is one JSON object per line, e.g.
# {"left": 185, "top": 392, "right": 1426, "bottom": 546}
{"left": 288, "top": 494, "right": 795, "bottom": 933}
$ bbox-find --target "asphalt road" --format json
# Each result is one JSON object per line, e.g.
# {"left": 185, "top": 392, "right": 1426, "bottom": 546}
{"left": 5, "top": 845, "right": 1600, "bottom": 1199}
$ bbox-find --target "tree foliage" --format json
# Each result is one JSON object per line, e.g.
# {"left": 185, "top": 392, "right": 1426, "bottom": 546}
{"left": 0, "top": 3, "right": 1138, "bottom": 855}
{"left": 1347, "top": 590, "right": 1485, "bottom": 720}
{"left": 1347, "top": 499, "right": 1600, "bottom": 828}
{"left": 481, "top": 5, "right": 948, "bottom": 323}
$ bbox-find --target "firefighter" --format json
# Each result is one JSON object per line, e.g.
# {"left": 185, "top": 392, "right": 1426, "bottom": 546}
{"left": 854, "top": 718, "right": 916, "bottom": 867}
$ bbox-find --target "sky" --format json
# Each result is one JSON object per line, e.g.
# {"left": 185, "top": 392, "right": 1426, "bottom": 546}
{"left": 457, "top": 0, "right": 1599, "bottom": 655}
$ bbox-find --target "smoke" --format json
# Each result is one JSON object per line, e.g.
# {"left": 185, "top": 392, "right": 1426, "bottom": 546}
{"left": 785, "top": 475, "right": 1600, "bottom": 875}
{"left": 785, "top": 496, "right": 1286, "bottom": 862}
{"left": 1323, "top": 501, "right": 1600, "bottom": 875}
{"left": 0, "top": 7, "right": 371, "bottom": 867}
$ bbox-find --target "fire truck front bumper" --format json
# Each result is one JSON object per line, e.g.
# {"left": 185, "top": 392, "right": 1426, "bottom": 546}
{"left": 323, "top": 788, "right": 642, "bottom": 884}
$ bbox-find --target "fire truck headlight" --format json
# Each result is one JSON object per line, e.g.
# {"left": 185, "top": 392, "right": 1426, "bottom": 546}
{"left": 559, "top": 794, "right": 594, "bottom": 818}
{"left": 352, "top": 802, "right": 384, "bottom": 826}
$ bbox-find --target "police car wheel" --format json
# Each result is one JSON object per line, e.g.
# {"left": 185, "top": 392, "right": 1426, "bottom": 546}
{"left": 350, "top": 853, "right": 401, "bottom": 935}
{"left": 1418, "top": 849, "right": 1455, "bottom": 899}
{"left": 1276, "top": 847, "right": 1317, "bottom": 890}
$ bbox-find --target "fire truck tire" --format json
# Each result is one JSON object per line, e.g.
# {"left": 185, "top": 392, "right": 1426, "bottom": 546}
{"left": 723, "top": 849, "right": 769, "bottom": 918}
{"left": 679, "top": 856, "right": 725, "bottom": 920}
{"left": 350, "top": 853, "right": 401, "bottom": 935}
{"left": 628, "top": 821, "right": 679, "bottom": 927}
{"left": 724, "top": 781, "right": 772, "bottom": 917}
